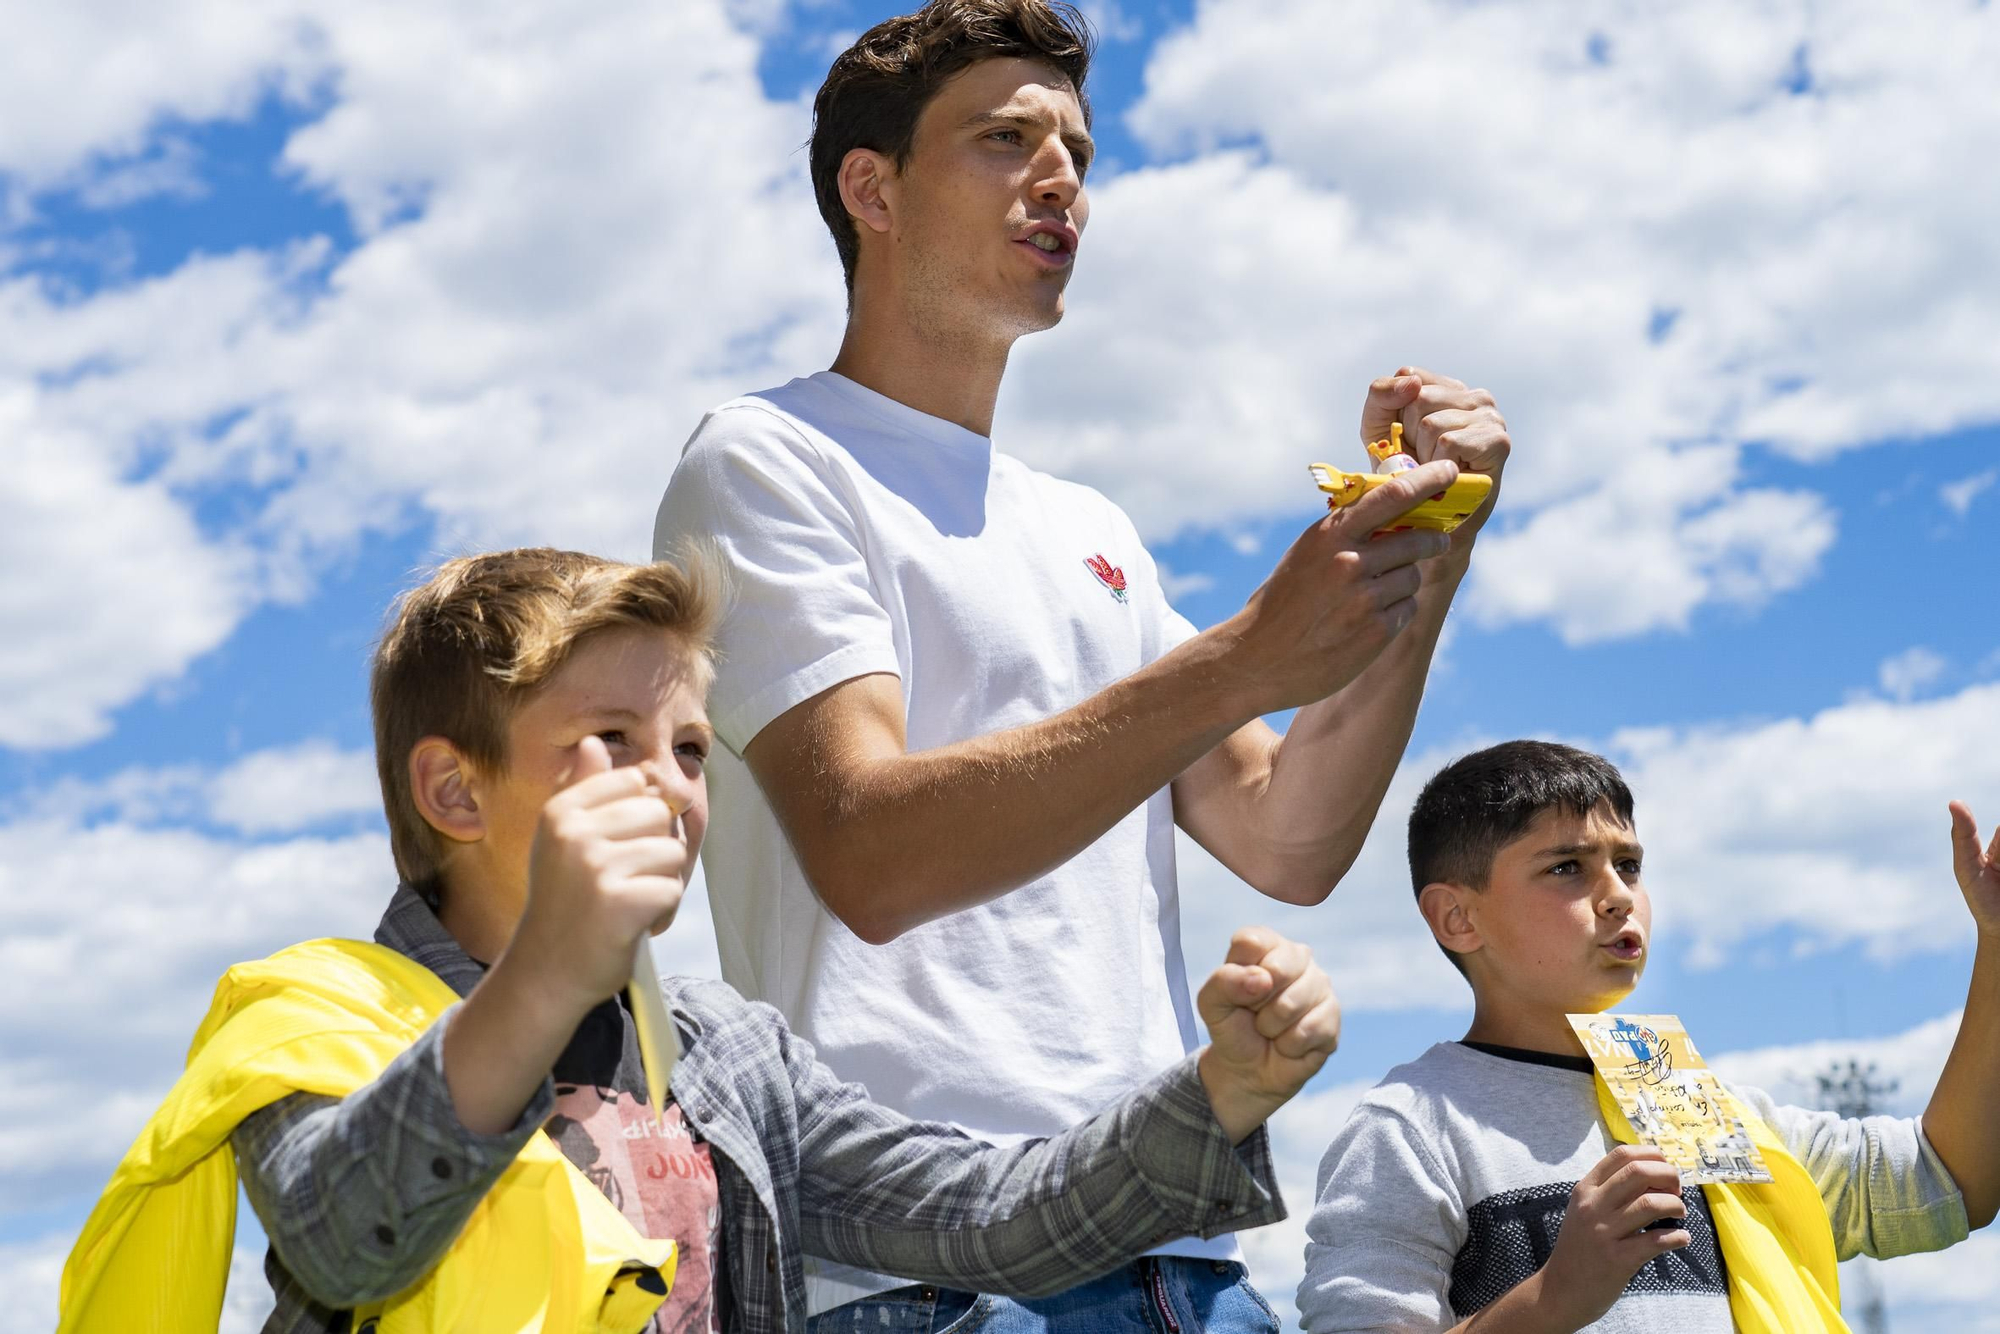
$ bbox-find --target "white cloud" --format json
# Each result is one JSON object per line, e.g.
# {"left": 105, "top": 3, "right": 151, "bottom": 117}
{"left": 1879, "top": 646, "right": 1948, "bottom": 703}
{"left": 0, "top": 396, "right": 255, "bottom": 748}
{"left": 1871, "top": 1228, "right": 2000, "bottom": 1330}
{"left": 1076, "top": 1, "right": 1144, "bottom": 44}
{"left": 1615, "top": 679, "right": 2000, "bottom": 964}
{"left": 206, "top": 740, "right": 382, "bottom": 834}
{"left": 8, "top": 0, "right": 1998, "bottom": 745}
{"left": 0, "top": 1230, "right": 274, "bottom": 1334}
{"left": 0, "top": 807, "right": 383, "bottom": 1235}
{"left": 0, "top": 0, "right": 844, "bottom": 749}
{"left": 993, "top": 0, "right": 2000, "bottom": 640}
{"left": 1942, "top": 468, "right": 1997, "bottom": 518}
{"left": 0, "top": 1234, "right": 68, "bottom": 1334}
{"left": 1155, "top": 562, "right": 1215, "bottom": 602}
{"left": 17, "top": 740, "right": 380, "bottom": 835}
{"left": 0, "top": 3, "right": 326, "bottom": 191}
{"left": 1709, "top": 1010, "right": 1959, "bottom": 1116}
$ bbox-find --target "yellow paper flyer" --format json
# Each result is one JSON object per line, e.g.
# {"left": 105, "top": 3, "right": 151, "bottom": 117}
{"left": 1567, "top": 1013, "right": 1773, "bottom": 1185}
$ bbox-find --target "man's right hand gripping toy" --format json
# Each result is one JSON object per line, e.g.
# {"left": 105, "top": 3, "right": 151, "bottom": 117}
{"left": 1310, "top": 422, "right": 1494, "bottom": 532}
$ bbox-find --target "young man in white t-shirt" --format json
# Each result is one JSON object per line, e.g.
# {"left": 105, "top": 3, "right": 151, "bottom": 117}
{"left": 654, "top": 2, "right": 1512, "bottom": 1328}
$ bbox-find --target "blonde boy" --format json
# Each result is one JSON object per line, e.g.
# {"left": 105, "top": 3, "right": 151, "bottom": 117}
{"left": 65, "top": 549, "right": 1343, "bottom": 1333}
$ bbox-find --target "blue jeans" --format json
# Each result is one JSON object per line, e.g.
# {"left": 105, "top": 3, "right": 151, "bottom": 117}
{"left": 805, "top": 1259, "right": 1282, "bottom": 1334}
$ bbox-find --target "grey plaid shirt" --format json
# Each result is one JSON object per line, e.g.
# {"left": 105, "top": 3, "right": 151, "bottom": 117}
{"left": 231, "top": 886, "right": 1283, "bottom": 1332}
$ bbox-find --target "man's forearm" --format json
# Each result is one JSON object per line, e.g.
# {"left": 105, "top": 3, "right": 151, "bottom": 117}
{"left": 771, "top": 631, "right": 1251, "bottom": 944}
{"left": 1181, "top": 553, "right": 1466, "bottom": 905}
{"left": 1922, "top": 934, "right": 2000, "bottom": 1228}
{"left": 1264, "top": 553, "right": 1463, "bottom": 890}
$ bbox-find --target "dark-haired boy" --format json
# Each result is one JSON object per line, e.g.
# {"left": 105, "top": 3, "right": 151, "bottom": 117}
{"left": 63, "top": 549, "right": 1342, "bottom": 1333}
{"left": 1296, "top": 740, "right": 2000, "bottom": 1333}
{"left": 656, "top": 2, "right": 1511, "bottom": 1325}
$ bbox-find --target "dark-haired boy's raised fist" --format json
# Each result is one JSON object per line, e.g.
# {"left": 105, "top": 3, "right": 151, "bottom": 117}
{"left": 1196, "top": 927, "right": 1341, "bottom": 1142}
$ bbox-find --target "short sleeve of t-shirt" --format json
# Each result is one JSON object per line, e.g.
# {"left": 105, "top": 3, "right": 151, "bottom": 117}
{"left": 1299, "top": 1098, "right": 1464, "bottom": 1333}
{"left": 1125, "top": 508, "right": 1200, "bottom": 656}
{"left": 655, "top": 404, "right": 901, "bottom": 755}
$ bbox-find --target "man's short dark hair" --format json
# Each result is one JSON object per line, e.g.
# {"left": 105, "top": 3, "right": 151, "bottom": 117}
{"left": 809, "top": 0, "right": 1095, "bottom": 292}
{"left": 1408, "top": 740, "right": 1636, "bottom": 897}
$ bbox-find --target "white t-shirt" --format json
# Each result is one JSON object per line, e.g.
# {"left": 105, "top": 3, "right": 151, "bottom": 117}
{"left": 654, "top": 371, "right": 1235, "bottom": 1309}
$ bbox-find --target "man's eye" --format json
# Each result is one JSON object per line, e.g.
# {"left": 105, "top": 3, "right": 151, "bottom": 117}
{"left": 1548, "top": 860, "right": 1578, "bottom": 876}
{"left": 597, "top": 730, "right": 627, "bottom": 747}
{"left": 1619, "top": 859, "right": 1643, "bottom": 876}
{"left": 989, "top": 129, "right": 1021, "bottom": 144}
{"left": 676, "top": 741, "right": 708, "bottom": 764}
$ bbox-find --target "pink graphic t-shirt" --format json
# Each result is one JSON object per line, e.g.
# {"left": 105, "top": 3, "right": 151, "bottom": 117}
{"left": 544, "top": 998, "right": 724, "bottom": 1332}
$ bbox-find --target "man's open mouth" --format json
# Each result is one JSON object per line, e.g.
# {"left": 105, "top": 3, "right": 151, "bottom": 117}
{"left": 1603, "top": 930, "right": 1644, "bottom": 962}
{"left": 1015, "top": 223, "right": 1077, "bottom": 264}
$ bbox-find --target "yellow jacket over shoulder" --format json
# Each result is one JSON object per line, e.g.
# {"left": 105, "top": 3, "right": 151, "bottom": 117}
{"left": 59, "top": 938, "right": 675, "bottom": 1333}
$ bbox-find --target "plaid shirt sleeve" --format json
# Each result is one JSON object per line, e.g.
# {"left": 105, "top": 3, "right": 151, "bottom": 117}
{"left": 789, "top": 1032, "right": 1284, "bottom": 1298}
{"left": 230, "top": 1006, "right": 556, "bottom": 1309}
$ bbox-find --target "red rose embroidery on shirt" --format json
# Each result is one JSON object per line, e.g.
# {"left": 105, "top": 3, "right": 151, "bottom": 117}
{"left": 1084, "top": 554, "right": 1129, "bottom": 604}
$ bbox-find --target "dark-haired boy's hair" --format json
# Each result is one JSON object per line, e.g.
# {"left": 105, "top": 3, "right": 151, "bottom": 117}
{"left": 1408, "top": 740, "right": 1636, "bottom": 898}
{"left": 810, "top": 0, "right": 1095, "bottom": 293}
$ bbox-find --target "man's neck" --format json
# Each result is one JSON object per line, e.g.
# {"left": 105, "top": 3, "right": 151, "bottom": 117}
{"left": 830, "top": 288, "right": 1014, "bottom": 438}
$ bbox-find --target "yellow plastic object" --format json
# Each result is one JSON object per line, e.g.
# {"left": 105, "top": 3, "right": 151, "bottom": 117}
{"left": 60, "top": 939, "right": 676, "bottom": 1334}
{"left": 1595, "top": 1075, "right": 1850, "bottom": 1334}
{"left": 1308, "top": 465, "right": 1493, "bottom": 532}
{"left": 1365, "top": 422, "right": 1415, "bottom": 470}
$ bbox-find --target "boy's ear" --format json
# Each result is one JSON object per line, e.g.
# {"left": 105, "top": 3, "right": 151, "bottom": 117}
{"left": 409, "top": 737, "right": 485, "bottom": 845}
{"left": 1418, "top": 881, "right": 1482, "bottom": 962}
{"left": 838, "top": 147, "right": 897, "bottom": 240}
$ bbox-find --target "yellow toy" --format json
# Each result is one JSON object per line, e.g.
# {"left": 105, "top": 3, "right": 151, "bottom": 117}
{"left": 1310, "top": 423, "right": 1494, "bottom": 533}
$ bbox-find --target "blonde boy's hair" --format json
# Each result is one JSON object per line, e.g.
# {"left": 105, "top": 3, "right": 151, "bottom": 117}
{"left": 370, "top": 547, "right": 719, "bottom": 894}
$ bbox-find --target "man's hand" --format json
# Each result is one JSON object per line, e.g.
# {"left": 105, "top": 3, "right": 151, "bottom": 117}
{"left": 507, "top": 735, "right": 691, "bottom": 1017}
{"left": 1223, "top": 464, "right": 1459, "bottom": 714}
{"left": 1950, "top": 801, "right": 2000, "bottom": 939}
{"left": 1195, "top": 928, "right": 1341, "bottom": 1142}
{"left": 1532, "top": 1145, "right": 1689, "bottom": 1330}
{"left": 1362, "top": 366, "right": 1511, "bottom": 547}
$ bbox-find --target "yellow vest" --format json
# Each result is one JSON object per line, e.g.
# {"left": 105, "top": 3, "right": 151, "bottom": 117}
{"left": 1594, "top": 1076, "right": 1849, "bottom": 1334}
{"left": 60, "top": 938, "right": 676, "bottom": 1333}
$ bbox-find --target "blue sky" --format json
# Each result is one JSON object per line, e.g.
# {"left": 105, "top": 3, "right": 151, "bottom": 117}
{"left": 1, "top": 0, "right": 1996, "bottom": 1327}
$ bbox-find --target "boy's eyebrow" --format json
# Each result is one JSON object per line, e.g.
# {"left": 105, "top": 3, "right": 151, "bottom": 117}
{"left": 569, "top": 704, "right": 714, "bottom": 735}
{"left": 571, "top": 705, "right": 644, "bottom": 724}
{"left": 1531, "top": 838, "right": 1646, "bottom": 859}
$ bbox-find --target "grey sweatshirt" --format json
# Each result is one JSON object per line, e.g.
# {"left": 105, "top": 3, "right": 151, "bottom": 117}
{"left": 1298, "top": 1040, "right": 1969, "bottom": 1333}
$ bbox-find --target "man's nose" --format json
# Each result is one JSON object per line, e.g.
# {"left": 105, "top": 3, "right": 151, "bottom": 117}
{"left": 1034, "top": 142, "right": 1081, "bottom": 208}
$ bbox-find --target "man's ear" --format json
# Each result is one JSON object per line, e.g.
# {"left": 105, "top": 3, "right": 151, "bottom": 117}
{"left": 838, "top": 147, "right": 897, "bottom": 240}
{"left": 409, "top": 737, "right": 485, "bottom": 846}
{"left": 1418, "top": 881, "right": 1482, "bottom": 962}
